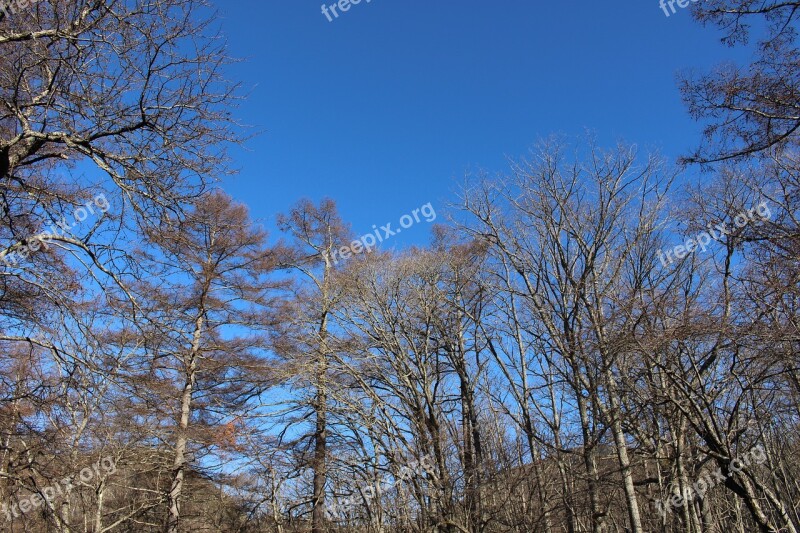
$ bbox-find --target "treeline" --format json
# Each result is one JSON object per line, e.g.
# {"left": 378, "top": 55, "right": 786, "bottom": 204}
{"left": 1, "top": 1, "right": 799, "bottom": 532}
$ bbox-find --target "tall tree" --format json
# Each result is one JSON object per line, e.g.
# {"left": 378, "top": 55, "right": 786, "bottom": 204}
{"left": 132, "top": 190, "right": 276, "bottom": 533}
{"left": 459, "top": 139, "right": 677, "bottom": 533}
{"left": 275, "top": 198, "right": 350, "bottom": 533}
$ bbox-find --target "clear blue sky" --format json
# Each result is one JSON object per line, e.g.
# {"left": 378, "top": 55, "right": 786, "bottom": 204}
{"left": 216, "top": 0, "right": 749, "bottom": 246}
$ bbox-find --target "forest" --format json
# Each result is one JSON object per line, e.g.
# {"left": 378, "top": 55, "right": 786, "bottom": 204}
{"left": 1, "top": 0, "right": 799, "bottom": 532}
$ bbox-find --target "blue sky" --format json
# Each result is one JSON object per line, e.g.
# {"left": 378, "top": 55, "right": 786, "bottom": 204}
{"left": 216, "top": 0, "right": 750, "bottom": 247}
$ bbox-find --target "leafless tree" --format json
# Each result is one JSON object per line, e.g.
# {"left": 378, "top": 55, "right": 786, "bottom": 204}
{"left": 130, "top": 190, "right": 276, "bottom": 532}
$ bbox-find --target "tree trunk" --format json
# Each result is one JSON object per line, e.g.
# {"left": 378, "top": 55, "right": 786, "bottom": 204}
{"left": 577, "top": 392, "right": 603, "bottom": 533}
{"left": 311, "top": 386, "right": 328, "bottom": 533}
{"left": 604, "top": 368, "right": 644, "bottom": 533}
{"left": 166, "top": 313, "right": 203, "bottom": 533}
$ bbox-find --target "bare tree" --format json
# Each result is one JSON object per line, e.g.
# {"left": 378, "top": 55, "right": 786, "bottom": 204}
{"left": 129, "top": 190, "right": 276, "bottom": 532}
{"left": 275, "top": 198, "right": 351, "bottom": 533}
{"left": 459, "top": 138, "right": 677, "bottom": 533}
{"left": 682, "top": 0, "right": 800, "bottom": 163}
